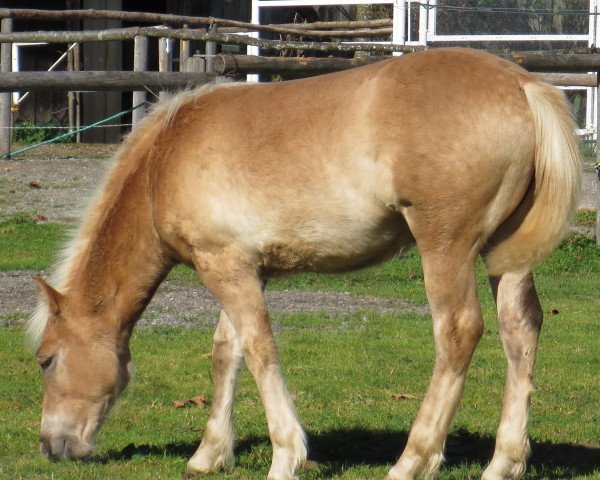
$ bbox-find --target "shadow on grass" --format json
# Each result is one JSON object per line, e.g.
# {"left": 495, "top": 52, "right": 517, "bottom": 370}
{"left": 102, "top": 428, "right": 600, "bottom": 478}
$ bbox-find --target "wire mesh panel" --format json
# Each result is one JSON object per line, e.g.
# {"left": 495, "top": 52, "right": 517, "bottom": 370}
{"left": 434, "top": 0, "right": 590, "bottom": 36}
{"left": 425, "top": 0, "right": 592, "bottom": 51}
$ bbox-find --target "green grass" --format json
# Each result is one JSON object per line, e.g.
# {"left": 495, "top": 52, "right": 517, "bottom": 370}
{"left": 0, "top": 214, "right": 68, "bottom": 271}
{"left": 580, "top": 142, "right": 597, "bottom": 166}
{"left": 1, "top": 214, "right": 600, "bottom": 479}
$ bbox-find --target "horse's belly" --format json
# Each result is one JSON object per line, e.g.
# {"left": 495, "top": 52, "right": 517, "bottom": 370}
{"left": 259, "top": 212, "right": 413, "bottom": 275}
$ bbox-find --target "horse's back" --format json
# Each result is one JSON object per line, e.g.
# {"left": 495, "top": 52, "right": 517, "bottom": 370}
{"left": 149, "top": 49, "right": 541, "bottom": 273}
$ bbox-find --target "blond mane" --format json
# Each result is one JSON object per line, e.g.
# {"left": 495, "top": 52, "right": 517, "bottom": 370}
{"left": 27, "top": 82, "right": 239, "bottom": 348}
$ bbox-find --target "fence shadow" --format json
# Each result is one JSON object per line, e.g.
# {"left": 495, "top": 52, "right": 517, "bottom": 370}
{"left": 103, "top": 427, "right": 600, "bottom": 478}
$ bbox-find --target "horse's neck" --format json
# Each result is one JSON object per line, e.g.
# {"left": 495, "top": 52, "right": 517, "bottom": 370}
{"left": 68, "top": 163, "right": 170, "bottom": 331}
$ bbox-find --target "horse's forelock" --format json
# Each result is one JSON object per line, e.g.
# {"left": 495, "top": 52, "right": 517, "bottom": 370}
{"left": 27, "top": 300, "right": 50, "bottom": 350}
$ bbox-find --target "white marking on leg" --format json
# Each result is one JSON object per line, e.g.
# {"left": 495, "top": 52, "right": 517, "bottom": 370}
{"left": 483, "top": 270, "right": 541, "bottom": 480}
{"left": 188, "top": 311, "right": 243, "bottom": 474}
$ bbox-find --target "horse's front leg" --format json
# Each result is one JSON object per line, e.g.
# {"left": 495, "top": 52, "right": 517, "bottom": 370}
{"left": 190, "top": 247, "right": 307, "bottom": 480}
{"left": 482, "top": 269, "right": 542, "bottom": 480}
{"left": 187, "top": 310, "right": 243, "bottom": 474}
{"left": 386, "top": 250, "right": 483, "bottom": 480}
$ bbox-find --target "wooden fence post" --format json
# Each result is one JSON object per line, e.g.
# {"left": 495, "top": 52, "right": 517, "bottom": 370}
{"left": 158, "top": 35, "right": 172, "bottom": 100}
{"left": 67, "top": 44, "right": 76, "bottom": 136}
{"left": 179, "top": 24, "right": 189, "bottom": 72}
{"left": 0, "top": 17, "right": 12, "bottom": 159}
{"left": 73, "top": 42, "right": 81, "bottom": 142}
{"left": 596, "top": 77, "right": 600, "bottom": 244}
{"left": 596, "top": 169, "right": 600, "bottom": 244}
{"left": 185, "top": 54, "right": 206, "bottom": 74}
{"left": 132, "top": 35, "right": 148, "bottom": 127}
{"left": 205, "top": 24, "right": 217, "bottom": 74}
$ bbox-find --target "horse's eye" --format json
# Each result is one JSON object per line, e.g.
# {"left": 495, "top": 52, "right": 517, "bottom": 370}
{"left": 38, "top": 356, "right": 53, "bottom": 370}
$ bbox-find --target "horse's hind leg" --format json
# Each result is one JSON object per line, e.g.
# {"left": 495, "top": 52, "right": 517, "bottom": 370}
{"left": 189, "top": 247, "right": 307, "bottom": 480}
{"left": 386, "top": 249, "right": 484, "bottom": 480}
{"left": 482, "top": 269, "right": 542, "bottom": 480}
{"left": 187, "top": 310, "right": 243, "bottom": 474}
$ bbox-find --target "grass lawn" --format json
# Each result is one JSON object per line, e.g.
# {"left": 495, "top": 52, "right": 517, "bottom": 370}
{"left": 1, "top": 213, "right": 600, "bottom": 479}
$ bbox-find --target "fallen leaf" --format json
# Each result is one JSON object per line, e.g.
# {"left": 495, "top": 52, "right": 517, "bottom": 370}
{"left": 190, "top": 395, "right": 208, "bottom": 408}
{"left": 547, "top": 309, "right": 560, "bottom": 316}
{"left": 29, "top": 181, "right": 42, "bottom": 189}
{"left": 392, "top": 393, "right": 417, "bottom": 400}
{"left": 174, "top": 394, "right": 208, "bottom": 409}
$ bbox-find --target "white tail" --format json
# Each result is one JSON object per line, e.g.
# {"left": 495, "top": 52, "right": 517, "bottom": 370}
{"left": 485, "top": 80, "right": 581, "bottom": 276}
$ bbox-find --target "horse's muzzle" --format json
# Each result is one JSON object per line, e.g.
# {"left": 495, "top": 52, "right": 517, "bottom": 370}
{"left": 40, "top": 433, "right": 93, "bottom": 460}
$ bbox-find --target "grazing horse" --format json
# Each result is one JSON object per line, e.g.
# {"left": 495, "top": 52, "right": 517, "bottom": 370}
{"left": 29, "top": 48, "right": 580, "bottom": 480}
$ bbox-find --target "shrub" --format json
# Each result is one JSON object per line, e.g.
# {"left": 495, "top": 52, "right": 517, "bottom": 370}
{"left": 12, "top": 120, "right": 72, "bottom": 144}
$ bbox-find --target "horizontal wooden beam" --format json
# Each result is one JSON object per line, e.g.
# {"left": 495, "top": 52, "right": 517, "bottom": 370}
{"left": 0, "top": 7, "right": 392, "bottom": 33}
{"left": 0, "top": 27, "right": 413, "bottom": 54}
{"left": 212, "top": 54, "right": 386, "bottom": 76}
{"left": 531, "top": 72, "right": 597, "bottom": 86}
{"left": 213, "top": 54, "right": 599, "bottom": 84}
{"left": 0, "top": 71, "right": 215, "bottom": 92}
{"left": 0, "top": 65, "right": 594, "bottom": 94}
{"left": 503, "top": 51, "right": 600, "bottom": 71}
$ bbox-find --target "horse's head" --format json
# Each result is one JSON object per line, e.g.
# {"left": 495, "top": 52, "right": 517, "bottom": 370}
{"left": 31, "top": 276, "right": 132, "bottom": 461}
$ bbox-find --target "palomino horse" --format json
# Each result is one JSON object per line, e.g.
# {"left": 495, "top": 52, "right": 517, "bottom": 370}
{"left": 29, "top": 48, "right": 580, "bottom": 479}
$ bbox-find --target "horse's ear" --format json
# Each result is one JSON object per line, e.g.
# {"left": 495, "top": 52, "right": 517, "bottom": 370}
{"left": 32, "top": 276, "right": 63, "bottom": 316}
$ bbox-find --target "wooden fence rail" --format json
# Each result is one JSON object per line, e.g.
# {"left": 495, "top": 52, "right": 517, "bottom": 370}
{"left": 6, "top": 27, "right": 600, "bottom": 64}
{"left": 0, "top": 71, "right": 216, "bottom": 92}
{"left": 0, "top": 27, "right": 411, "bottom": 54}
{"left": 0, "top": 8, "right": 394, "bottom": 39}
{"left": 211, "top": 54, "right": 600, "bottom": 81}
{"left": 0, "top": 66, "right": 597, "bottom": 91}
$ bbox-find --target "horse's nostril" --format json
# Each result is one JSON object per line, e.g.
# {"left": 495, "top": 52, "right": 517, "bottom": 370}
{"left": 64, "top": 437, "right": 93, "bottom": 460}
{"left": 40, "top": 435, "right": 62, "bottom": 461}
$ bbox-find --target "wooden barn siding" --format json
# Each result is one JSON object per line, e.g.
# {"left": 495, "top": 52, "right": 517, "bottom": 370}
{"left": 81, "top": 0, "right": 123, "bottom": 143}
{"left": 14, "top": 44, "right": 69, "bottom": 126}
{"left": 10, "top": 0, "right": 69, "bottom": 127}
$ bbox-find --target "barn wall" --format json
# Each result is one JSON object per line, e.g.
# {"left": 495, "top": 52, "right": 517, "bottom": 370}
{"left": 8, "top": 0, "right": 69, "bottom": 127}
{"left": 81, "top": 0, "right": 123, "bottom": 143}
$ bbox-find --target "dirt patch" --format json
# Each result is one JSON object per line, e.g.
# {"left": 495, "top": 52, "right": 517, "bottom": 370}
{"left": 581, "top": 168, "right": 597, "bottom": 210}
{"left": 1, "top": 145, "right": 115, "bottom": 223}
{"left": 0, "top": 271, "right": 428, "bottom": 329}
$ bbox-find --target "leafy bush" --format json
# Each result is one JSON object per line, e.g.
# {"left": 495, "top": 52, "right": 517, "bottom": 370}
{"left": 12, "top": 120, "right": 72, "bottom": 144}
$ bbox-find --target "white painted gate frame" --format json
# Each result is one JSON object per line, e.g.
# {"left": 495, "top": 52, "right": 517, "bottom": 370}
{"left": 250, "top": 0, "right": 600, "bottom": 136}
